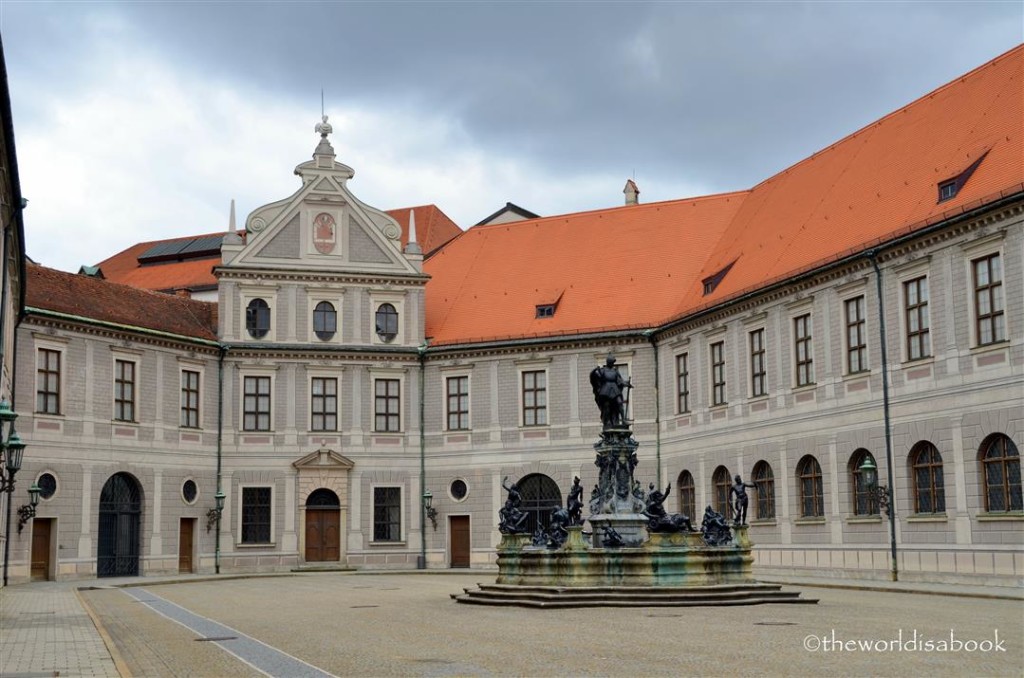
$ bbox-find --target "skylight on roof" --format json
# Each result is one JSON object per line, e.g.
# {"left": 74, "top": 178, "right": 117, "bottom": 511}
{"left": 937, "top": 149, "right": 989, "bottom": 204}
{"left": 138, "top": 236, "right": 223, "bottom": 264}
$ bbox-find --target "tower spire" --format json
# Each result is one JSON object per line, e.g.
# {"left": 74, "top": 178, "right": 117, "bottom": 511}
{"left": 404, "top": 209, "right": 422, "bottom": 255}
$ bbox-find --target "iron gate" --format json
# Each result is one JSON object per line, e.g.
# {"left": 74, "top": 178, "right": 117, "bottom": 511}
{"left": 518, "top": 474, "right": 562, "bottom": 535}
{"left": 97, "top": 473, "right": 142, "bottom": 577}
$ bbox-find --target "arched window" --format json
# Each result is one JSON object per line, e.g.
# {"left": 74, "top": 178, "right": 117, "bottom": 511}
{"left": 306, "top": 488, "right": 341, "bottom": 508}
{"left": 797, "top": 455, "right": 824, "bottom": 518}
{"left": 517, "top": 474, "right": 562, "bottom": 535}
{"left": 712, "top": 466, "right": 731, "bottom": 516}
{"left": 911, "top": 442, "right": 945, "bottom": 514}
{"left": 375, "top": 303, "right": 398, "bottom": 342}
{"left": 313, "top": 301, "right": 337, "bottom": 341}
{"left": 849, "top": 449, "right": 878, "bottom": 516}
{"left": 677, "top": 470, "right": 695, "bottom": 519}
{"left": 752, "top": 461, "right": 775, "bottom": 520}
{"left": 245, "top": 298, "right": 270, "bottom": 339}
{"left": 980, "top": 434, "right": 1022, "bottom": 513}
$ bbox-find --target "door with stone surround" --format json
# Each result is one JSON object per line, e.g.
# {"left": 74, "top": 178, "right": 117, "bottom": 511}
{"left": 31, "top": 518, "right": 52, "bottom": 581}
{"left": 305, "top": 488, "right": 341, "bottom": 562}
{"left": 449, "top": 515, "right": 470, "bottom": 568}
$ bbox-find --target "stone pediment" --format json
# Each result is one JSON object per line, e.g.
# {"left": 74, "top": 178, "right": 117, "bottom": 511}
{"left": 293, "top": 447, "right": 355, "bottom": 470}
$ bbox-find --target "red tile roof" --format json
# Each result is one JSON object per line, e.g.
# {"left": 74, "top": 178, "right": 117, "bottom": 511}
{"left": 425, "top": 44, "right": 1024, "bottom": 346}
{"left": 385, "top": 204, "right": 463, "bottom": 256}
{"left": 26, "top": 263, "right": 218, "bottom": 341}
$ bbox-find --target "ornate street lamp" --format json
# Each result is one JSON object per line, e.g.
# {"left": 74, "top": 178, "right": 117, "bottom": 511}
{"left": 206, "top": 489, "right": 226, "bottom": 533}
{"left": 1, "top": 398, "right": 28, "bottom": 586}
{"left": 17, "top": 483, "right": 41, "bottom": 533}
{"left": 423, "top": 490, "right": 438, "bottom": 531}
{"left": 858, "top": 455, "right": 891, "bottom": 518}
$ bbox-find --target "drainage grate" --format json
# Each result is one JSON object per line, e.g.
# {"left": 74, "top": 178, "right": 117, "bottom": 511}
{"left": 196, "top": 636, "right": 238, "bottom": 642}
{"left": 754, "top": 621, "right": 798, "bottom": 626}
{"left": 350, "top": 605, "right": 379, "bottom": 609}
{"left": 646, "top": 614, "right": 685, "bottom": 618}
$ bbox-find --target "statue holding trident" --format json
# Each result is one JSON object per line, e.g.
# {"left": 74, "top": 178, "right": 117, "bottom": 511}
{"left": 589, "top": 354, "right": 632, "bottom": 430}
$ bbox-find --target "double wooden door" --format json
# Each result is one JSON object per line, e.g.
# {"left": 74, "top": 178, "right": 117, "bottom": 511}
{"left": 305, "top": 509, "right": 341, "bottom": 561}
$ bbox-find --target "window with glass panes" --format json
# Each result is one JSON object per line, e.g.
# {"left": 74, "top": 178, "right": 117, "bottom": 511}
{"left": 794, "top": 314, "right": 813, "bottom": 387}
{"left": 114, "top": 360, "right": 135, "bottom": 422}
{"left": 241, "top": 487, "right": 271, "bottom": 543}
{"left": 374, "top": 379, "right": 400, "bottom": 432}
{"left": 313, "top": 301, "right": 337, "bottom": 341}
{"left": 36, "top": 348, "right": 61, "bottom": 414}
{"left": 911, "top": 442, "right": 945, "bottom": 514}
{"left": 446, "top": 376, "right": 469, "bottom": 430}
{"left": 798, "top": 455, "right": 824, "bottom": 517}
{"left": 850, "top": 450, "right": 878, "bottom": 516}
{"left": 981, "top": 435, "right": 1021, "bottom": 513}
{"left": 678, "top": 470, "right": 696, "bottom": 518}
{"left": 676, "top": 353, "right": 689, "bottom": 413}
{"left": 243, "top": 376, "right": 271, "bottom": 431}
{"left": 712, "top": 466, "right": 731, "bottom": 515}
{"left": 710, "top": 341, "right": 726, "bottom": 406}
{"left": 311, "top": 377, "right": 337, "bottom": 431}
{"left": 373, "top": 487, "right": 401, "bottom": 541}
{"left": 749, "top": 329, "right": 766, "bottom": 397}
{"left": 904, "top": 277, "right": 930, "bottom": 360}
{"left": 181, "top": 370, "right": 199, "bottom": 428}
{"left": 845, "top": 296, "right": 867, "bottom": 374}
{"left": 752, "top": 461, "right": 775, "bottom": 519}
{"left": 973, "top": 253, "right": 1005, "bottom": 346}
{"left": 522, "top": 370, "right": 547, "bottom": 426}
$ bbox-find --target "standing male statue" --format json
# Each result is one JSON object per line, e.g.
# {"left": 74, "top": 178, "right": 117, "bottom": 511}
{"left": 589, "top": 354, "right": 632, "bottom": 430}
{"left": 729, "top": 475, "right": 757, "bottom": 525}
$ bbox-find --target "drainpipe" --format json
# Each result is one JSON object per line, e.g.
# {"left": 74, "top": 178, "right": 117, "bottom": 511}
{"left": 417, "top": 341, "right": 427, "bottom": 570}
{"left": 867, "top": 250, "right": 899, "bottom": 582}
{"left": 643, "top": 329, "right": 661, "bottom": 482}
{"left": 215, "top": 346, "right": 226, "bottom": 574}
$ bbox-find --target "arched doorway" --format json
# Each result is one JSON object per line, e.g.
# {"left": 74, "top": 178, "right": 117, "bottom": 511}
{"left": 97, "top": 473, "right": 142, "bottom": 577}
{"left": 518, "top": 474, "right": 562, "bottom": 535}
{"left": 304, "top": 488, "right": 341, "bottom": 562}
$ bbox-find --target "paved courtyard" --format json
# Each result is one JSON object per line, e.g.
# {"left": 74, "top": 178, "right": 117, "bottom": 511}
{"left": 65, "top": 573, "right": 1024, "bottom": 677}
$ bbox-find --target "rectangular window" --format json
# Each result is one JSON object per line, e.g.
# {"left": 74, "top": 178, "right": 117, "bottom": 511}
{"left": 181, "top": 370, "right": 200, "bottom": 428}
{"left": 794, "top": 314, "right": 814, "bottom": 387}
{"left": 446, "top": 376, "right": 470, "bottom": 431}
{"left": 973, "top": 253, "right": 1005, "bottom": 346}
{"left": 749, "top": 329, "right": 766, "bottom": 397}
{"left": 114, "top": 359, "right": 136, "bottom": 422}
{"left": 241, "top": 487, "right": 271, "bottom": 544}
{"left": 845, "top": 296, "right": 867, "bottom": 374}
{"left": 710, "top": 341, "right": 726, "bottom": 406}
{"left": 373, "top": 486, "right": 402, "bottom": 542}
{"left": 36, "top": 348, "right": 61, "bottom": 415}
{"left": 243, "top": 376, "right": 271, "bottom": 431}
{"left": 374, "top": 379, "right": 400, "bottom": 432}
{"left": 904, "top": 277, "right": 930, "bottom": 360}
{"left": 676, "top": 354, "right": 689, "bottom": 413}
{"left": 522, "top": 370, "right": 547, "bottom": 426}
{"left": 311, "top": 377, "right": 337, "bottom": 431}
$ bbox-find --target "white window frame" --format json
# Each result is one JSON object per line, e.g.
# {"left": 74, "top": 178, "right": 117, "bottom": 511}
{"left": 370, "top": 370, "right": 406, "bottom": 433}
{"left": 962, "top": 236, "right": 1006, "bottom": 349}
{"left": 237, "top": 483, "right": 275, "bottom": 546}
{"left": 791, "top": 312, "right": 814, "bottom": 389}
{"left": 517, "top": 365, "right": 550, "bottom": 428}
{"left": 306, "top": 287, "right": 345, "bottom": 344}
{"left": 178, "top": 360, "right": 205, "bottom": 429}
{"left": 239, "top": 368, "right": 277, "bottom": 432}
{"left": 442, "top": 370, "right": 472, "bottom": 432}
{"left": 110, "top": 351, "right": 140, "bottom": 423}
{"left": 748, "top": 327, "right": 767, "bottom": 398}
{"left": 369, "top": 483, "right": 405, "bottom": 544}
{"left": 708, "top": 340, "right": 727, "bottom": 407}
{"left": 369, "top": 290, "right": 406, "bottom": 346}
{"left": 239, "top": 286, "right": 278, "bottom": 342}
{"left": 893, "top": 259, "right": 932, "bottom": 363}
{"left": 840, "top": 293, "right": 869, "bottom": 377}
{"left": 34, "top": 338, "right": 67, "bottom": 417}
{"left": 307, "top": 369, "right": 342, "bottom": 433}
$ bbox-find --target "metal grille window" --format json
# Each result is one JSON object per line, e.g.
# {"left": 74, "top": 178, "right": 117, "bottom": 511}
{"left": 710, "top": 341, "right": 726, "bottom": 406}
{"left": 181, "top": 370, "right": 200, "bottom": 428}
{"left": 114, "top": 360, "right": 136, "bottom": 422}
{"left": 911, "top": 442, "right": 945, "bottom": 514}
{"left": 374, "top": 379, "right": 400, "bottom": 432}
{"left": 794, "top": 314, "right": 814, "bottom": 387}
{"left": 850, "top": 450, "right": 878, "bottom": 516}
{"left": 973, "top": 254, "right": 1005, "bottom": 346}
{"left": 311, "top": 377, "right": 337, "bottom": 431}
{"left": 375, "top": 303, "right": 398, "bottom": 343}
{"left": 522, "top": 370, "right": 547, "bottom": 426}
{"left": 981, "top": 435, "right": 1021, "bottom": 513}
{"left": 36, "top": 348, "right": 61, "bottom": 414}
{"left": 245, "top": 298, "right": 271, "bottom": 339}
{"left": 752, "top": 461, "right": 775, "bottom": 520}
{"left": 373, "top": 487, "right": 402, "bottom": 541}
{"left": 712, "top": 465, "right": 731, "bottom": 516}
{"left": 241, "top": 487, "right": 272, "bottom": 543}
{"left": 677, "top": 470, "right": 696, "bottom": 519}
{"left": 904, "top": 277, "right": 930, "bottom": 360}
{"left": 845, "top": 296, "right": 867, "bottom": 374}
{"left": 750, "top": 329, "right": 766, "bottom": 397}
{"left": 518, "top": 474, "right": 562, "bottom": 535}
{"left": 798, "top": 455, "right": 824, "bottom": 518}
{"left": 313, "top": 301, "right": 337, "bottom": 341}
{"left": 243, "top": 376, "right": 271, "bottom": 431}
{"left": 676, "top": 353, "right": 689, "bottom": 413}
{"left": 446, "top": 376, "right": 469, "bottom": 431}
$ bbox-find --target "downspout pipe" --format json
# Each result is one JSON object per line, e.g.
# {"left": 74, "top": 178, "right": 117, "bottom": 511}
{"left": 867, "top": 249, "right": 899, "bottom": 582}
{"left": 642, "top": 329, "right": 661, "bottom": 482}
{"left": 215, "top": 346, "right": 226, "bottom": 574}
{"left": 417, "top": 341, "right": 427, "bottom": 570}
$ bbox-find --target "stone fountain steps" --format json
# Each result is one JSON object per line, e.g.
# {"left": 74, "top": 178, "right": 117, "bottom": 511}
{"left": 452, "top": 582, "right": 818, "bottom": 608}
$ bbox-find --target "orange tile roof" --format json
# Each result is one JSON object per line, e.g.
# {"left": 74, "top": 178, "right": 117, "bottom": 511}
{"left": 425, "top": 44, "right": 1024, "bottom": 346}
{"left": 26, "top": 262, "right": 218, "bottom": 341}
{"left": 385, "top": 204, "right": 463, "bottom": 256}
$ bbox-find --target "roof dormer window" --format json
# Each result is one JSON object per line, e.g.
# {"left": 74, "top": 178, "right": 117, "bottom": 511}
{"left": 938, "top": 181, "right": 957, "bottom": 202}
{"left": 937, "top": 149, "right": 989, "bottom": 204}
{"left": 536, "top": 304, "right": 556, "bottom": 319}
{"left": 702, "top": 260, "right": 737, "bottom": 297}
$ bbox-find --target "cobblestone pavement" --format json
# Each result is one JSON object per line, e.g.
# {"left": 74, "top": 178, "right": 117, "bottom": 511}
{"left": 78, "top": 573, "right": 1023, "bottom": 677}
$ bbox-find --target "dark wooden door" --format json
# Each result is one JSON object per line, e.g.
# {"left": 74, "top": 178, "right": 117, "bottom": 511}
{"left": 178, "top": 519, "right": 194, "bottom": 573}
{"left": 450, "top": 516, "right": 470, "bottom": 568}
{"left": 305, "top": 510, "right": 340, "bottom": 562}
{"left": 31, "top": 519, "right": 51, "bottom": 581}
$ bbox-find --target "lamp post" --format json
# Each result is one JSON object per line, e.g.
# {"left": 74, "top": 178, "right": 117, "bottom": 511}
{"left": 17, "top": 483, "right": 41, "bottom": 533}
{"left": 858, "top": 456, "right": 891, "bottom": 518}
{"left": 0, "top": 398, "right": 27, "bottom": 586}
{"left": 209, "top": 489, "right": 225, "bottom": 574}
{"left": 423, "top": 490, "right": 438, "bottom": 531}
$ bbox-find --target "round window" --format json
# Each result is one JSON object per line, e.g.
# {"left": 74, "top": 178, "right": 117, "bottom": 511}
{"left": 450, "top": 478, "right": 468, "bottom": 502}
{"left": 182, "top": 479, "right": 198, "bottom": 504}
{"left": 37, "top": 472, "right": 57, "bottom": 500}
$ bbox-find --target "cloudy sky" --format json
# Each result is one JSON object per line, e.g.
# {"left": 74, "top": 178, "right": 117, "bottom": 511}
{"left": 3, "top": 2, "right": 1021, "bottom": 272}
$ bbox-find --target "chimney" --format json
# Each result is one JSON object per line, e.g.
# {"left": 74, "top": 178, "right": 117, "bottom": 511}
{"left": 623, "top": 179, "right": 640, "bottom": 206}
